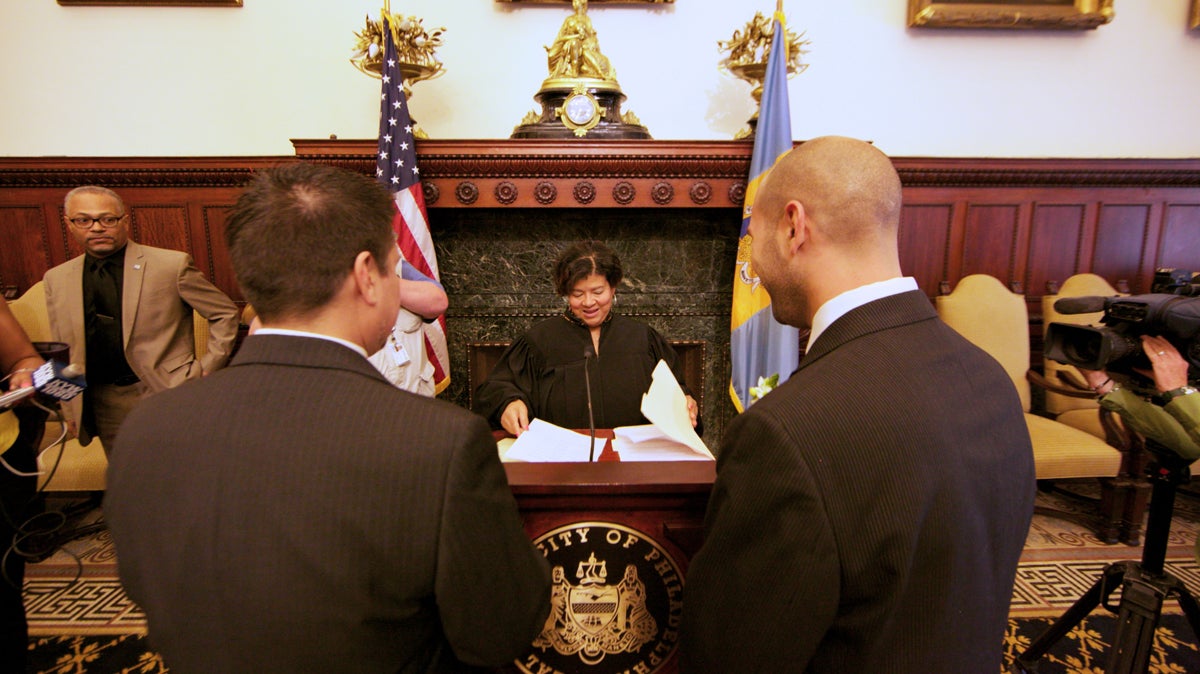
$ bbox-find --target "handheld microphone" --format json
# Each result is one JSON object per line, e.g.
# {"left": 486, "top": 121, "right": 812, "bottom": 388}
{"left": 1053, "top": 296, "right": 1110, "bottom": 314}
{"left": 584, "top": 346, "right": 597, "bottom": 462}
{"left": 0, "top": 361, "right": 86, "bottom": 410}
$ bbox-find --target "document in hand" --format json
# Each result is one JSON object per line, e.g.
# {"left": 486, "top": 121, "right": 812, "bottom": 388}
{"left": 614, "top": 360, "right": 714, "bottom": 461}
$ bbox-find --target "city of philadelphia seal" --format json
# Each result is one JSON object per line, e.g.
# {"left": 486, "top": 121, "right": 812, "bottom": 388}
{"left": 516, "top": 522, "right": 684, "bottom": 674}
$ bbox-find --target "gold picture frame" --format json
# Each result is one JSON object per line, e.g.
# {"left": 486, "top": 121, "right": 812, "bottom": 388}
{"left": 907, "top": 0, "right": 1113, "bottom": 30}
{"left": 1191, "top": 0, "right": 1200, "bottom": 30}
{"left": 496, "top": 1, "right": 671, "bottom": 4}
{"left": 58, "top": 0, "right": 241, "bottom": 6}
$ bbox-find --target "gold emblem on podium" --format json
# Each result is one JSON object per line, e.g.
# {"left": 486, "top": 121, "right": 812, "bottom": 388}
{"left": 517, "top": 522, "right": 682, "bottom": 673}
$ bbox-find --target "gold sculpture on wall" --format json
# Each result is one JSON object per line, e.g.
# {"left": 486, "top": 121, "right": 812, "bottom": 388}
{"left": 512, "top": 0, "right": 649, "bottom": 139}
{"left": 350, "top": 7, "right": 446, "bottom": 137}
{"left": 719, "top": 11, "right": 809, "bottom": 140}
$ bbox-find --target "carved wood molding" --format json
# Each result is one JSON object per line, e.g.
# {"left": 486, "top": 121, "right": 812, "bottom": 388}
{"left": 897, "top": 160, "right": 1200, "bottom": 189}
{"left": 2, "top": 143, "right": 1198, "bottom": 198}
{"left": 0, "top": 158, "right": 284, "bottom": 189}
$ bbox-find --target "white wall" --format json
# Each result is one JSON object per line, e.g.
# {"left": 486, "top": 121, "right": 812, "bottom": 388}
{"left": 2, "top": 0, "right": 1198, "bottom": 158}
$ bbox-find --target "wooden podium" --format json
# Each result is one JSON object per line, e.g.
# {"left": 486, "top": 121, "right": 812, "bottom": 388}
{"left": 500, "top": 432, "right": 714, "bottom": 674}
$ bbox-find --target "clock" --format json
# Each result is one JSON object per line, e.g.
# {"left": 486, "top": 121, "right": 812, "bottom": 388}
{"left": 565, "top": 94, "right": 596, "bottom": 125}
{"left": 555, "top": 85, "right": 605, "bottom": 137}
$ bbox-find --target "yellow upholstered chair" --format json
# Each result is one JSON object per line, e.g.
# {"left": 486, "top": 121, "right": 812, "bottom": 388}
{"left": 937, "top": 274, "right": 1131, "bottom": 543}
{"left": 8, "top": 281, "right": 108, "bottom": 492}
{"left": 9, "top": 281, "right": 210, "bottom": 493}
{"left": 1041, "top": 274, "right": 1124, "bottom": 441}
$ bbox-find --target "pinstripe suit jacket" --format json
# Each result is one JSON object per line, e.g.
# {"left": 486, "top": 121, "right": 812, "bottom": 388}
{"left": 104, "top": 335, "right": 551, "bottom": 674}
{"left": 43, "top": 241, "right": 239, "bottom": 445}
{"left": 681, "top": 291, "right": 1035, "bottom": 673}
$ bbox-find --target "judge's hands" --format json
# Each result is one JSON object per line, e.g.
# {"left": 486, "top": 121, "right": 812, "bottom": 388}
{"left": 501, "top": 399, "right": 531, "bottom": 437}
{"left": 501, "top": 394, "right": 697, "bottom": 437}
{"left": 685, "top": 395, "right": 698, "bottom": 428}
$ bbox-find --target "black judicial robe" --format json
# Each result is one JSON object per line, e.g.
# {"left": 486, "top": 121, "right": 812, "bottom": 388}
{"left": 473, "top": 313, "right": 694, "bottom": 432}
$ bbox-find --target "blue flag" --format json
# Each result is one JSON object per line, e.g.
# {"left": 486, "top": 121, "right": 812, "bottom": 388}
{"left": 729, "top": 7, "right": 800, "bottom": 412}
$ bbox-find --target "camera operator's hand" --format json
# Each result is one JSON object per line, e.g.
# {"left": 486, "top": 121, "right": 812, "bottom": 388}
{"left": 1078, "top": 367, "right": 1117, "bottom": 396}
{"left": 1138, "top": 335, "right": 1190, "bottom": 393}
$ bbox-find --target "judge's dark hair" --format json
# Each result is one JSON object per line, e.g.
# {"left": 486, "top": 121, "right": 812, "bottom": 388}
{"left": 553, "top": 240, "right": 623, "bottom": 297}
{"left": 225, "top": 162, "right": 394, "bottom": 322}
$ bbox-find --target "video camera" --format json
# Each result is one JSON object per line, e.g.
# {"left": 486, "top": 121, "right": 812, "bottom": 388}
{"left": 1044, "top": 268, "right": 1200, "bottom": 379}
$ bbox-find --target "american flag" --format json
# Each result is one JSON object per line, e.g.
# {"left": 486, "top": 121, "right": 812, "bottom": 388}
{"left": 375, "top": 16, "right": 450, "bottom": 393}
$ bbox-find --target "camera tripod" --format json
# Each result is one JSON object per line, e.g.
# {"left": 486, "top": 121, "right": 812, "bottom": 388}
{"left": 1013, "top": 449, "right": 1200, "bottom": 673}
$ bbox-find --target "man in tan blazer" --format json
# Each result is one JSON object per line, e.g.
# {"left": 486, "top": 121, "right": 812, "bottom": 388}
{"left": 44, "top": 185, "right": 238, "bottom": 452}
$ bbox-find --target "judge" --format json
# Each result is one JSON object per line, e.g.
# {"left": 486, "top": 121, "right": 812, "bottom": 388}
{"left": 473, "top": 240, "right": 698, "bottom": 436}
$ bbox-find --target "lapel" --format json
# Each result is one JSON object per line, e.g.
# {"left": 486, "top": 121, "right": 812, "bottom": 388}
{"left": 121, "top": 241, "right": 146, "bottom": 346}
{"left": 63, "top": 256, "right": 88, "bottom": 368}
{"left": 796, "top": 290, "right": 937, "bottom": 373}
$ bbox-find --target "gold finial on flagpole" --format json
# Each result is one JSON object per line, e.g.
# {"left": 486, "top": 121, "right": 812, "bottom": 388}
{"left": 718, "top": 6, "right": 809, "bottom": 138}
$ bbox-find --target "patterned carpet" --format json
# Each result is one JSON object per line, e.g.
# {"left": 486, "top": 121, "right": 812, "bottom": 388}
{"left": 20, "top": 482, "right": 1200, "bottom": 673}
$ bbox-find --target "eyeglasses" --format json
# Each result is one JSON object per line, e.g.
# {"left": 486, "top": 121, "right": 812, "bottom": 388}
{"left": 67, "top": 215, "right": 125, "bottom": 230}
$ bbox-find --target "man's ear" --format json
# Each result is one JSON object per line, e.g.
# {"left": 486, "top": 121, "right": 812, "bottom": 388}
{"left": 351, "top": 251, "right": 381, "bottom": 305}
{"left": 783, "top": 200, "right": 808, "bottom": 255}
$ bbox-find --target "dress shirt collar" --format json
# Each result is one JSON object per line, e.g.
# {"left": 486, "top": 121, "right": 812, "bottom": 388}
{"left": 252, "top": 328, "right": 369, "bottom": 358}
{"left": 806, "top": 277, "right": 919, "bottom": 352}
{"left": 85, "top": 245, "right": 127, "bottom": 271}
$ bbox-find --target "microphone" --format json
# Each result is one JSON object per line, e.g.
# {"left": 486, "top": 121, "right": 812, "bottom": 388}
{"left": 1054, "top": 296, "right": 1110, "bottom": 314}
{"left": 0, "top": 361, "right": 86, "bottom": 410}
{"left": 584, "top": 346, "right": 597, "bottom": 462}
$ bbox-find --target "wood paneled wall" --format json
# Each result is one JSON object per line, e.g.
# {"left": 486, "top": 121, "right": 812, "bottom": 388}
{"left": 2, "top": 143, "right": 1197, "bottom": 345}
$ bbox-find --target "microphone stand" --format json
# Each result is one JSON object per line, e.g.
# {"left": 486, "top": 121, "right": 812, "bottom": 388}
{"left": 584, "top": 347, "right": 596, "bottom": 462}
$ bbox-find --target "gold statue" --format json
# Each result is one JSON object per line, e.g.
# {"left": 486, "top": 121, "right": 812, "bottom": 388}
{"left": 719, "top": 10, "right": 810, "bottom": 139}
{"left": 512, "top": 0, "right": 648, "bottom": 139}
{"left": 545, "top": 0, "right": 616, "bottom": 83}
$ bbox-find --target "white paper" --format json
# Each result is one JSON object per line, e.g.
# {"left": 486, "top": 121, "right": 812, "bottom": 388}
{"left": 634, "top": 360, "right": 714, "bottom": 460}
{"left": 495, "top": 360, "right": 713, "bottom": 463}
{"left": 500, "top": 419, "right": 598, "bottom": 463}
{"left": 612, "top": 424, "right": 712, "bottom": 462}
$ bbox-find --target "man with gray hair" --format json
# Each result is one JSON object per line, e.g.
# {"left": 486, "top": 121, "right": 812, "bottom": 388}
{"left": 44, "top": 185, "right": 238, "bottom": 453}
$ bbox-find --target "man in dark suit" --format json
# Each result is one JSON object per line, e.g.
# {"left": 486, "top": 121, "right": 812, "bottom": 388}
{"left": 104, "top": 163, "right": 551, "bottom": 674}
{"left": 44, "top": 185, "right": 239, "bottom": 453}
{"left": 680, "top": 136, "right": 1035, "bottom": 673}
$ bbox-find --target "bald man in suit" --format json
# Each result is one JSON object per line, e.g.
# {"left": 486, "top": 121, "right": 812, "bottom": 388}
{"left": 680, "top": 137, "right": 1035, "bottom": 673}
{"left": 44, "top": 185, "right": 238, "bottom": 452}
